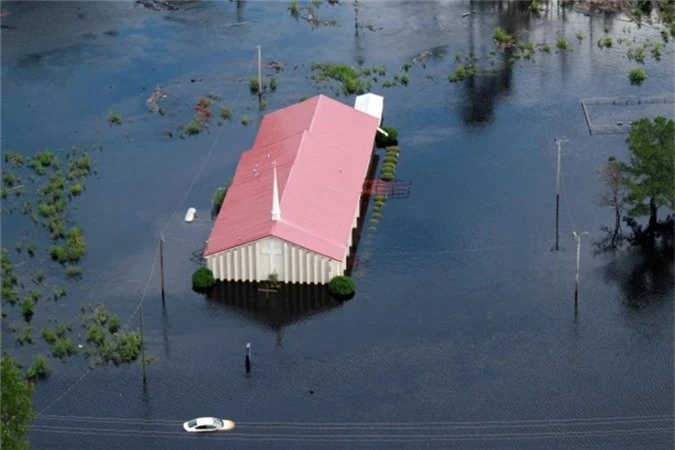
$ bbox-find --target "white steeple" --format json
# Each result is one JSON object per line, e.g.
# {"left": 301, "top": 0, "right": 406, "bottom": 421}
{"left": 271, "top": 160, "right": 281, "bottom": 221}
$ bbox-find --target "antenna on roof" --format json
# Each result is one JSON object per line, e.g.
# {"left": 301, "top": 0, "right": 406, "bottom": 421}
{"left": 271, "top": 160, "right": 281, "bottom": 222}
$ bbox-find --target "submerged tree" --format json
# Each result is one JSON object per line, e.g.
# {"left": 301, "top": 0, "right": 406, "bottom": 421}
{"left": 1, "top": 355, "right": 34, "bottom": 450}
{"left": 621, "top": 116, "right": 675, "bottom": 234}
{"left": 597, "top": 156, "right": 629, "bottom": 248}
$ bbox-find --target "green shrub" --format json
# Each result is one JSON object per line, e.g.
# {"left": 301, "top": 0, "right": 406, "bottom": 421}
{"left": 55, "top": 323, "right": 71, "bottom": 338}
{"left": 557, "top": 38, "right": 568, "bottom": 50}
{"left": 375, "top": 126, "right": 398, "bottom": 148}
{"left": 241, "top": 115, "right": 249, "bottom": 125}
{"left": 64, "top": 227, "right": 86, "bottom": 261}
{"left": 108, "top": 112, "right": 122, "bottom": 125}
{"left": 400, "top": 73, "right": 409, "bottom": 86}
{"left": 402, "top": 60, "right": 412, "bottom": 71}
{"left": 4, "top": 151, "right": 25, "bottom": 166}
{"left": 53, "top": 286, "right": 66, "bottom": 299}
{"left": 26, "top": 355, "right": 49, "bottom": 380}
{"left": 652, "top": 41, "right": 663, "bottom": 60}
{"left": 186, "top": 119, "right": 202, "bottom": 135}
{"left": 528, "top": 0, "right": 541, "bottom": 13}
{"left": 69, "top": 183, "right": 83, "bottom": 196}
{"left": 50, "top": 246, "right": 68, "bottom": 263}
{"left": 289, "top": 0, "right": 300, "bottom": 16}
{"left": 270, "top": 77, "right": 277, "bottom": 91}
{"left": 41, "top": 327, "right": 57, "bottom": 344}
{"left": 493, "top": 27, "right": 514, "bottom": 45}
{"left": 540, "top": 43, "right": 551, "bottom": 53}
{"left": 598, "top": 37, "right": 613, "bottom": 48}
{"left": 249, "top": 77, "right": 261, "bottom": 94}
{"left": 107, "top": 315, "right": 120, "bottom": 334}
{"left": 52, "top": 337, "right": 76, "bottom": 360}
{"left": 382, "top": 163, "right": 396, "bottom": 173}
{"left": 65, "top": 265, "right": 82, "bottom": 278}
{"left": 192, "top": 267, "right": 216, "bottom": 291}
{"left": 576, "top": 30, "right": 585, "bottom": 41}
{"left": 381, "top": 172, "right": 395, "bottom": 182}
{"left": 87, "top": 325, "right": 106, "bottom": 346}
{"left": 26, "top": 242, "right": 36, "bottom": 257}
{"left": 21, "top": 298, "right": 35, "bottom": 322}
{"left": 374, "top": 195, "right": 387, "bottom": 203}
{"left": 220, "top": 106, "right": 233, "bottom": 120}
{"left": 372, "top": 211, "right": 382, "bottom": 220}
{"left": 310, "top": 62, "right": 365, "bottom": 95}
{"left": 17, "top": 327, "right": 33, "bottom": 345}
{"left": 31, "top": 271, "right": 44, "bottom": 285}
{"left": 328, "top": 275, "right": 355, "bottom": 296}
{"left": 383, "top": 155, "right": 398, "bottom": 164}
{"left": 629, "top": 67, "right": 647, "bottom": 84}
{"left": 374, "top": 200, "right": 385, "bottom": 209}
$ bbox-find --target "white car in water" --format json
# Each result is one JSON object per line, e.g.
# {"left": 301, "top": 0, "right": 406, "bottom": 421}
{"left": 183, "top": 417, "right": 236, "bottom": 433}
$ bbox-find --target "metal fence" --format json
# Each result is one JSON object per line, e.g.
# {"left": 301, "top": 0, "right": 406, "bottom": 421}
{"left": 581, "top": 94, "right": 675, "bottom": 135}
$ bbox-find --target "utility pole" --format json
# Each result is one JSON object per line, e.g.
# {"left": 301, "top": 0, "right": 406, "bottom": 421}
{"left": 553, "top": 138, "right": 567, "bottom": 251}
{"left": 159, "top": 235, "right": 165, "bottom": 306}
{"left": 139, "top": 301, "right": 147, "bottom": 383}
{"left": 572, "top": 231, "right": 588, "bottom": 314}
{"left": 257, "top": 44, "right": 262, "bottom": 99}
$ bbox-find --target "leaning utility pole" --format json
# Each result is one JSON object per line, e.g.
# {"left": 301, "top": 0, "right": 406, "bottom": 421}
{"left": 139, "top": 301, "right": 147, "bottom": 383}
{"left": 553, "top": 138, "right": 567, "bottom": 251}
{"left": 572, "top": 230, "right": 588, "bottom": 313}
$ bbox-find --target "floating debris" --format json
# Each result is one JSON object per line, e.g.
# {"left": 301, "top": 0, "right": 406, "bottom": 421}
{"left": 135, "top": 0, "right": 196, "bottom": 11}
{"left": 267, "top": 60, "right": 285, "bottom": 73}
{"left": 146, "top": 85, "right": 168, "bottom": 113}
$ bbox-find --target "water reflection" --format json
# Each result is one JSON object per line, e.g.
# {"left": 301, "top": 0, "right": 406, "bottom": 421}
{"left": 456, "top": 0, "right": 538, "bottom": 126}
{"left": 206, "top": 281, "right": 344, "bottom": 331}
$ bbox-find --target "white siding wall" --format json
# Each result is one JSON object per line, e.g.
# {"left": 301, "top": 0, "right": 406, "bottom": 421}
{"left": 206, "top": 236, "right": 345, "bottom": 285}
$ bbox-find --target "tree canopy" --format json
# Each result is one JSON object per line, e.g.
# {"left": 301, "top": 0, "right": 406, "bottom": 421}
{"left": 1, "top": 355, "right": 34, "bottom": 450}
{"left": 622, "top": 116, "right": 675, "bottom": 228}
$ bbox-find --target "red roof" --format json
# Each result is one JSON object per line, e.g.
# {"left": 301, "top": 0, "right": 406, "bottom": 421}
{"left": 204, "top": 94, "right": 380, "bottom": 260}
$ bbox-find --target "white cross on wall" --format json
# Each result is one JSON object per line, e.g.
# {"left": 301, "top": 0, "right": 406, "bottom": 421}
{"left": 261, "top": 239, "right": 283, "bottom": 274}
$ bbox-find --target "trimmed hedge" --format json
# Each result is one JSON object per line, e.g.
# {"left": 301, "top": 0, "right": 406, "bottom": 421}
{"left": 383, "top": 155, "right": 398, "bottom": 164}
{"left": 192, "top": 267, "right": 216, "bottom": 291}
{"left": 381, "top": 172, "right": 395, "bottom": 182}
{"left": 328, "top": 275, "right": 355, "bottom": 296}
{"left": 385, "top": 146, "right": 400, "bottom": 155}
{"left": 375, "top": 126, "right": 399, "bottom": 148}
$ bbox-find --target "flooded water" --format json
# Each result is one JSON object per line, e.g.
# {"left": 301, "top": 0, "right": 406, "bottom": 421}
{"left": 2, "top": 1, "right": 673, "bottom": 449}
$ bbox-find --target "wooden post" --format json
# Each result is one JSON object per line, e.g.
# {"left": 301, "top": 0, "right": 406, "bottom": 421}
{"left": 160, "top": 235, "right": 165, "bottom": 304}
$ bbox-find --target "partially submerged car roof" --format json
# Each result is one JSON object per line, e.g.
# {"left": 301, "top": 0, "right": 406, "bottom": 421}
{"left": 195, "top": 417, "right": 218, "bottom": 426}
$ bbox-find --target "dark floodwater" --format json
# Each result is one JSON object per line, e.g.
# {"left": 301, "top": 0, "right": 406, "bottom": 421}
{"left": 2, "top": 1, "right": 674, "bottom": 449}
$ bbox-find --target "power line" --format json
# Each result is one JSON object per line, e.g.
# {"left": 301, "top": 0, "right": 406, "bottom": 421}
{"left": 27, "top": 425, "right": 673, "bottom": 442}
{"left": 34, "top": 413, "right": 673, "bottom": 427}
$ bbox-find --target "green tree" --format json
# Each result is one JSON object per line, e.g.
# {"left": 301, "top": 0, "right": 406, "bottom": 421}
{"left": 1, "top": 355, "right": 34, "bottom": 450}
{"left": 622, "top": 116, "right": 675, "bottom": 232}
